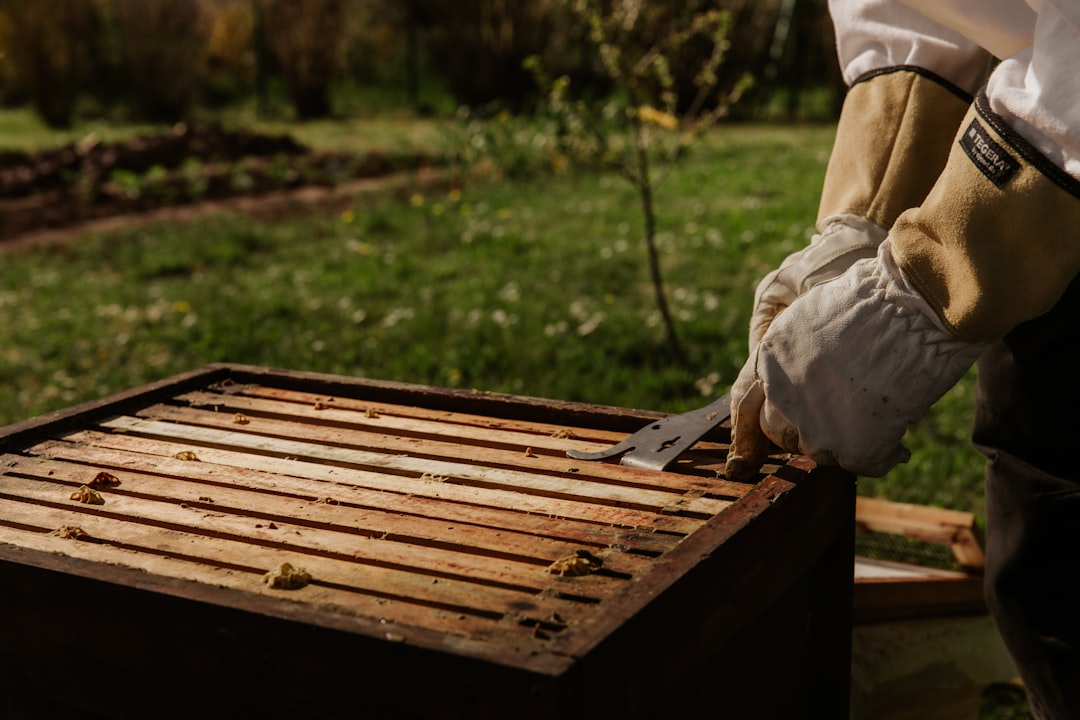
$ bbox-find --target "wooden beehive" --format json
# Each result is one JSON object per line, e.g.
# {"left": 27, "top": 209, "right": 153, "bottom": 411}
{"left": 0, "top": 364, "right": 854, "bottom": 719}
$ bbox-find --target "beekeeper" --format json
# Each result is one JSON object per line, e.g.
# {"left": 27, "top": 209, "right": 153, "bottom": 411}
{"left": 724, "top": 1, "right": 1080, "bottom": 716}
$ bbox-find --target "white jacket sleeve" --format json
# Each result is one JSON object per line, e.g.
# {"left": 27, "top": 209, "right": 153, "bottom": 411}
{"left": 899, "top": 0, "right": 1036, "bottom": 59}
{"left": 987, "top": 1, "right": 1080, "bottom": 180}
{"left": 828, "top": 0, "right": 994, "bottom": 92}
{"left": 837, "top": 0, "right": 1080, "bottom": 183}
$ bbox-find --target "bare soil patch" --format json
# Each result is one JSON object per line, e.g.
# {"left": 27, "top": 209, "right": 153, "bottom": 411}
{"left": 0, "top": 123, "right": 436, "bottom": 248}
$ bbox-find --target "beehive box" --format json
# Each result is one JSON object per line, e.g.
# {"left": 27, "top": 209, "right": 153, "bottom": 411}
{"left": 0, "top": 364, "right": 854, "bottom": 719}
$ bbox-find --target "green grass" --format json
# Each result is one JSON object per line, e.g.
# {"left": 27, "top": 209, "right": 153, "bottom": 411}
{"left": 0, "top": 107, "right": 171, "bottom": 152}
{"left": 0, "top": 103, "right": 454, "bottom": 156}
{"left": 0, "top": 121, "right": 986, "bottom": 519}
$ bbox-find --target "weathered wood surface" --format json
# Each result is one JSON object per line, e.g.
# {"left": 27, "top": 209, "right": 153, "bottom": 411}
{"left": 0, "top": 363, "right": 854, "bottom": 718}
{"left": 855, "top": 495, "right": 985, "bottom": 571}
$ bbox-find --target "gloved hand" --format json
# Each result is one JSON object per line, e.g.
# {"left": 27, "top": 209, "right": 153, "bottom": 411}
{"left": 749, "top": 214, "right": 886, "bottom": 351}
{"left": 726, "top": 239, "right": 988, "bottom": 481}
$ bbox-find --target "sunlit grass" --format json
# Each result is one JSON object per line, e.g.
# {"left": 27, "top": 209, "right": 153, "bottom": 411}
{"left": 0, "top": 103, "right": 454, "bottom": 156}
{"left": 0, "top": 107, "right": 171, "bottom": 152}
{"left": 0, "top": 121, "right": 986, "bottom": 524}
{"left": 256, "top": 115, "right": 454, "bottom": 155}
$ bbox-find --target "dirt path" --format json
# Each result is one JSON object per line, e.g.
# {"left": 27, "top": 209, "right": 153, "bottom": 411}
{"left": 0, "top": 124, "right": 449, "bottom": 254}
{"left": 0, "top": 169, "right": 444, "bottom": 254}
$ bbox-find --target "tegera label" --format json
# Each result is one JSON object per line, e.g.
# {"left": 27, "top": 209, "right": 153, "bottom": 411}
{"left": 960, "top": 119, "right": 1020, "bottom": 188}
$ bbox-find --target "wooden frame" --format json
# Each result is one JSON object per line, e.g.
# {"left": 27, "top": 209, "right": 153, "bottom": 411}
{"left": 853, "top": 497, "right": 986, "bottom": 623}
{"left": 0, "top": 364, "right": 855, "bottom": 718}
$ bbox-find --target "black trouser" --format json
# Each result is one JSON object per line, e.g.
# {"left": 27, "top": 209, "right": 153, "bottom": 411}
{"left": 975, "top": 274, "right": 1080, "bottom": 720}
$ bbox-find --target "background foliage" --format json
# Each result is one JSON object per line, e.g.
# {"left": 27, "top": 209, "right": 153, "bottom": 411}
{"left": 0, "top": 0, "right": 842, "bottom": 127}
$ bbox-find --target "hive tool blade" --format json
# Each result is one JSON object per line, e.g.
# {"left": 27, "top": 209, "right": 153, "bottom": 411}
{"left": 566, "top": 394, "right": 731, "bottom": 471}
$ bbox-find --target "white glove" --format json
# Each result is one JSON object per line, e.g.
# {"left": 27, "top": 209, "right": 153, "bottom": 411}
{"left": 726, "top": 239, "right": 988, "bottom": 481}
{"left": 749, "top": 214, "right": 887, "bottom": 350}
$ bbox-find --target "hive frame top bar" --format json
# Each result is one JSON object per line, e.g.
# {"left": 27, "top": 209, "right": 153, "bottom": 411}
{"left": 0, "top": 363, "right": 850, "bottom": 715}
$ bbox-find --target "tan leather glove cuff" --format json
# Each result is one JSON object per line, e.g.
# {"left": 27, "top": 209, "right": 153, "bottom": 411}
{"left": 818, "top": 67, "right": 973, "bottom": 231}
{"left": 891, "top": 92, "right": 1080, "bottom": 342}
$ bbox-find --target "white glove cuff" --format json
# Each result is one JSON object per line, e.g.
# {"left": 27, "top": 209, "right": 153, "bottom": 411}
{"left": 749, "top": 216, "right": 887, "bottom": 348}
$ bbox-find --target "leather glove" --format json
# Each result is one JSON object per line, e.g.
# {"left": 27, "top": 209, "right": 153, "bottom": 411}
{"left": 749, "top": 214, "right": 885, "bottom": 351}
{"left": 726, "top": 239, "right": 988, "bottom": 481}
{"left": 747, "top": 66, "right": 970, "bottom": 350}
{"left": 727, "top": 95, "right": 1080, "bottom": 480}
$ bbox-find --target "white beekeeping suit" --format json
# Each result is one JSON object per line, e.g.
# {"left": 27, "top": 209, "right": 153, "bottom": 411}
{"left": 725, "top": 2, "right": 1080, "bottom": 717}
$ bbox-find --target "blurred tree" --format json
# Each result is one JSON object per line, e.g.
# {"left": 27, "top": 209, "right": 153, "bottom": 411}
{"left": 403, "top": 0, "right": 425, "bottom": 109}
{"left": 339, "top": 0, "right": 422, "bottom": 110}
{"left": 690, "top": 1, "right": 774, "bottom": 113}
{"left": 80, "top": 0, "right": 129, "bottom": 112}
{"left": 0, "top": 0, "right": 841, "bottom": 125}
{"left": 260, "top": 0, "right": 347, "bottom": 119}
{"left": 414, "top": 0, "right": 839, "bottom": 120}
{"left": 113, "top": 0, "right": 210, "bottom": 122}
{"left": 423, "top": 0, "right": 570, "bottom": 109}
{"left": 203, "top": 0, "right": 256, "bottom": 107}
{"left": 251, "top": 0, "right": 270, "bottom": 115}
{"left": 750, "top": 0, "right": 843, "bottom": 119}
{"left": 0, "top": 0, "right": 99, "bottom": 127}
{"left": 0, "top": 8, "right": 27, "bottom": 106}
{"left": 581, "top": 0, "right": 841, "bottom": 121}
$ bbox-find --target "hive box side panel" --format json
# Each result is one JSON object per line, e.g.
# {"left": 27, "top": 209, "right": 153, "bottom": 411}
{"left": 0, "top": 474, "right": 854, "bottom": 720}
{"left": 564, "top": 463, "right": 856, "bottom": 719}
{"left": 0, "top": 555, "right": 564, "bottom": 720}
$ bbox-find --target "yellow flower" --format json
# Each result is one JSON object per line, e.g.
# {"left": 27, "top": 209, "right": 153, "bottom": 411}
{"left": 340, "top": 209, "right": 355, "bottom": 223}
{"left": 447, "top": 188, "right": 462, "bottom": 202}
{"left": 637, "top": 105, "right": 679, "bottom": 130}
{"left": 172, "top": 300, "right": 191, "bottom": 313}
{"left": 409, "top": 193, "right": 424, "bottom": 207}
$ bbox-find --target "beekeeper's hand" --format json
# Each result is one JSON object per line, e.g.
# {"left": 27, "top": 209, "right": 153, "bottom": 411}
{"left": 726, "top": 239, "right": 988, "bottom": 481}
{"left": 749, "top": 214, "right": 886, "bottom": 351}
